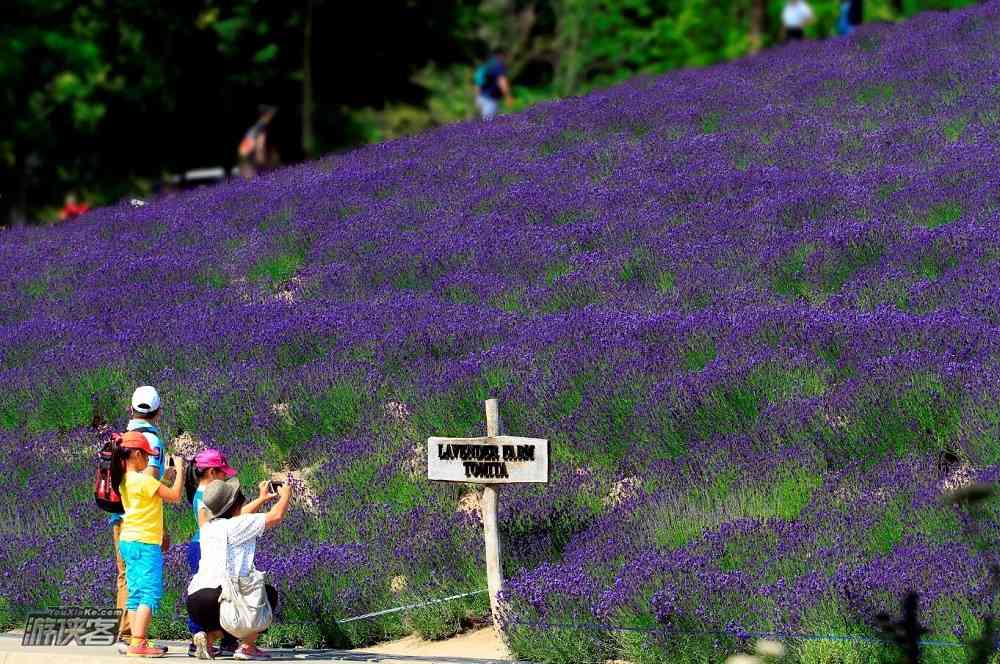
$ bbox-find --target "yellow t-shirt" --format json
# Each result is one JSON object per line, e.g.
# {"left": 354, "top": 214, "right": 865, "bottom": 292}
{"left": 119, "top": 471, "right": 164, "bottom": 545}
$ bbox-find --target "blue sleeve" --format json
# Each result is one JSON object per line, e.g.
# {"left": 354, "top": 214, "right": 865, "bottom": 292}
{"left": 147, "top": 434, "right": 165, "bottom": 478}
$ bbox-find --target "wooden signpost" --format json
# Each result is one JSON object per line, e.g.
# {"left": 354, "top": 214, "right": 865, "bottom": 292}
{"left": 427, "top": 398, "right": 548, "bottom": 641}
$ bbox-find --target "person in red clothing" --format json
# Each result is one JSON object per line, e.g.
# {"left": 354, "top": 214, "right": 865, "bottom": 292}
{"left": 59, "top": 193, "right": 90, "bottom": 221}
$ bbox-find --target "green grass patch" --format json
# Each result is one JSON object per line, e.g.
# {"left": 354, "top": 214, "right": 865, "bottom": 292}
{"left": 544, "top": 261, "right": 573, "bottom": 286}
{"left": 540, "top": 282, "right": 600, "bottom": 313}
{"left": 539, "top": 128, "right": 588, "bottom": 157}
{"left": 682, "top": 334, "right": 716, "bottom": 372}
{"left": 875, "top": 176, "right": 906, "bottom": 201}
{"left": 194, "top": 267, "right": 230, "bottom": 290}
{"left": 857, "top": 278, "right": 910, "bottom": 312}
{"left": 867, "top": 500, "right": 905, "bottom": 556}
{"left": 689, "top": 364, "right": 825, "bottom": 441}
{"left": 443, "top": 285, "right": 478, "bottom": 305}
{"left": 856, "top": 83, "right": 894, "bottom": 107}
{"left": 913, "top": 505, "right": 961, "bottom": 545}
{"left": 490, "top": 288, "right": 525, "bottom": 313}
{"left": 830, "top": 372, "right": 961, "bottom": 466}
{"left": 655, "top": 270, "right": 676, "bottom": 294}
{"left": 942, "top": 116, "right": 968, "bottom": 142}
{"left": 700, "top": 112, "right": 722, "bottom": 133}
{"left": 619, "top": 247, "right": 657, "bottom": 286}
{"left": 793, "top": 598, "right": 898, "bottom": 663}
{"left": 377, "top": 474, "right": 425, "bottom": 513}
{"left": 915, "top": 247, "right": 958, "bottom": 281}
{"left": 773, "top": 239, "right": 883, "bottom": 300}
{"left": 248, "top": 234, "right": 309, "bottom": 291}
{"left": 23, "top": 367, "right": 129, "bottom": 432}
{"left": 266, "top": 381, "right": 363, "bottom": 465}
{"left": 919, "top": 201, "right": 963, "bottom": 229}
{"left": 979, "top": 109, "right": 1000, "bottom": 126}
{"left": 773, "top": 242, "right": 817, "bottom": 299}
{"left": 651, "top": 464, "right": 820, "bottom": 551}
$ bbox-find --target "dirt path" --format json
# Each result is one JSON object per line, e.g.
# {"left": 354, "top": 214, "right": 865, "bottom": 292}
{"left": 351, "top": 627, "right": 512, "bottom": 660}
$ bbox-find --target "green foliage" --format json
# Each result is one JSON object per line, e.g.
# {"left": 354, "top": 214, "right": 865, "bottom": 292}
{"left": 17, "top": 367, "right": 128, "bottom": 432}
{"left": 683, "top": 334, "right": 717, "bottom": 371}
{"left": 920, "top": 201, "right": 963, "bottom": 228}
{"left": 619, "top": 247, "right": 657, "bottom": 286}
{"left": 194, "top": 267, "right": 230, "bottom": 290}
{"left": 404, "top": 590, "right": 488, "bottom": 641}
{"left": 266, "top": 380, "right": 363, "bottom": 465}
{"left": 257, "top": 621, "right": 326, "bottom": 648}
{"left": 913, "top": 505, "right": 961, "bottom": 544}
{"left": 856, "top": 83, "right": 895, "bottom": 107}
{"left": 655, "top": 270, "right": 677, "bottom": 294}
{"left": 249, "top": 234, "right": 309, "bottom": 291}
{"left": 829, "top": 372, "right": 962, "bottom": 467}
{"left": 942, "top": 115, "right": 968, "bottom": 142}
{"left": 507, "top": 618, "right": 608, "bottom": 664}
{"left": 793, "top": 598, "right": 899, "bottom": 663}
{"left": 651, "top": 464, "right": 820, "bottom": 550}
{"left": 867, "top": 500, "right": 906, "bottom": 555}
{"left": 443, "top": 285, "right": 478, "bottom": 305}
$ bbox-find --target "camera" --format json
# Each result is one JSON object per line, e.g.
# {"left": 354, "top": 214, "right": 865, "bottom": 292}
{"left": 267, "top": 480, "right": 284, "bottom": 494}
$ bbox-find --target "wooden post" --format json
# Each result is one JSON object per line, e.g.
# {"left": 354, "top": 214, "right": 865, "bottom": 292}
{"left": 426, "top": 398, "right": 548, "bottom": 647}
{"left": 482, "top": 399, "right": 504, "bottom": 640}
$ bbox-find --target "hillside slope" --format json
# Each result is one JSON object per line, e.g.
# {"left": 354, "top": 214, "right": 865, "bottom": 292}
{"left": 2, "top": 4, "right": 1000, "bottom": 662}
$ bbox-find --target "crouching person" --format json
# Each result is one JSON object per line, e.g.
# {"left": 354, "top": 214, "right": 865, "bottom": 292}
{"left": 186, "top": 477, "right": 292, "bottom": 660}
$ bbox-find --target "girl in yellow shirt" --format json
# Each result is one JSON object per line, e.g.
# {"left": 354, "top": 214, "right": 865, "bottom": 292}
{"left": 111, "top": 431, "right": 185, "bottom": 658}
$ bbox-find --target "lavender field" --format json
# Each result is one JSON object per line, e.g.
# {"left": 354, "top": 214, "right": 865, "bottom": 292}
{"left": 3, "top": 4, "right": 1000, "bottom": 662}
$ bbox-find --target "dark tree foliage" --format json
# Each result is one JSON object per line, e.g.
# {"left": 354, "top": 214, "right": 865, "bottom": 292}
{"left": 0, "top": 0, "right": 981, "bottom": 224}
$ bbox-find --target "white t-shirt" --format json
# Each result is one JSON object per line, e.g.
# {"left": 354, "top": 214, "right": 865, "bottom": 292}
{"left": 782, "top": 2, "right": 813, "bottom": 28}
{"left": 188, "top": 514, "right": 267, "bottom": 593}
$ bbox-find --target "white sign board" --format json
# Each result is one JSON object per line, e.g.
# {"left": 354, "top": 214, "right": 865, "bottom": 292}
{"left": 427, "top": 435, "right": 548, "bottom": 483}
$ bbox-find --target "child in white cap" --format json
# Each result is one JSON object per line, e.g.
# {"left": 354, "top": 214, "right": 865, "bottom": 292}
{"left": 112, "top": 386, "right": 168, "bottom": 650}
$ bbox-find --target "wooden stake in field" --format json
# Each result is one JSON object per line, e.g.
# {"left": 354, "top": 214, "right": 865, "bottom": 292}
{"left": 427, "top": 398, "right": 548, "bottom": 641}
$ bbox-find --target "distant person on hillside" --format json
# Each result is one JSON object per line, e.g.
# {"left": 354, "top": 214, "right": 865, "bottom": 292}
{"left": 782, "top": 0, "right": 815, "bottom": 42}
{"left": 836, "top": 0, "right": 862, "bottom": 35}
{"left": 473, "top": 51, "right": 513, "bottom": 121}
{"left": 187, "top": 477, "right": 291, "bottom": 660}
{"left": 58, "top": 192, "right": 90, "bottom": 221}
{"left": 238, "top": 105, "right": 277, "bottom": 179}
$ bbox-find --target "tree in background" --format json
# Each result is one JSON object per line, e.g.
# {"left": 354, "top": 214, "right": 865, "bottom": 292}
{"left": 2, "top": 0, "right": 984, "bottom": 224}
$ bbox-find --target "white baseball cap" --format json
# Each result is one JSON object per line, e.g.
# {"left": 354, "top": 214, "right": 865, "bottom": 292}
{"left": 131, "top": 386, "right": 161, "bottom": 414}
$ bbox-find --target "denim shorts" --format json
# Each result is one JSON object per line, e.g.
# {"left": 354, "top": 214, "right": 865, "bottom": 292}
{"left": 119, "top": 540, "right": 163, "bottom": 613}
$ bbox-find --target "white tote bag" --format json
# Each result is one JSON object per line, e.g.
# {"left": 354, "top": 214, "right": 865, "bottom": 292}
{"left": 217, "top": 527, "right": 273, "bottom": 638}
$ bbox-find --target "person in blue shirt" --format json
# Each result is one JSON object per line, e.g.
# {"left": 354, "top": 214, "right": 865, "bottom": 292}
{"left": 111, "top": 386, "right": 166, "bottom": 650}
{"left": 473, "top": 51, "right": 514, "bottom": 121}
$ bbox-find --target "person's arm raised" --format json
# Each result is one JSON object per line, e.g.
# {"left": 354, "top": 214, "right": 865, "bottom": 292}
{"left": 242, "top": 481, "right": 279, "bottom": 514}
{"left": 264, "top": 482, "right": 292, "bottom": 529}
{"left": 500, "top": 76, "right": 513, "bottom": 108}
{"left": 155, "top": 456, "right": 185, "bottom": 503}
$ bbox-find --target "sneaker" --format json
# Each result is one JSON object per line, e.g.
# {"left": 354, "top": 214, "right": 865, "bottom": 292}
{"left": 116, "top": 639, "right": 130, "bottom": 655}
{"left": 219, "top": 636, "right": 239, "bottom": 657}
{"left": 190, "top": 632, "right": 214, "bottom": 660}
{"left": 233, "top": 644, "right": 271, "bottom": 660}
{"left": 127, "top": 638, "right": 167, "bottom": 658}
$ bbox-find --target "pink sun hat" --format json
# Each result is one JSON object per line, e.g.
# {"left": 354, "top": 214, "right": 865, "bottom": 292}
{"left": 193, "top": 449, "right": 237, "bottom": 477}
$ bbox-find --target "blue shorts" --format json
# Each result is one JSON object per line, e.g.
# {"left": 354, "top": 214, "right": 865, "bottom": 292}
{"left": 119, "top": 540, "right": 163, "bottom": 613}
